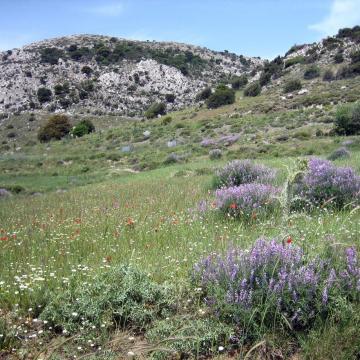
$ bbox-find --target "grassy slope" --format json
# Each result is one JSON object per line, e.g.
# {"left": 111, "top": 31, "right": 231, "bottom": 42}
{"left": 0, "top": 63, "right": 360, "bottom": 358}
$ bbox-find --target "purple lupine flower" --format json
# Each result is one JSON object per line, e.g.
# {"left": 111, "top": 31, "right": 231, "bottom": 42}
{"left": 193, "top": 238, "right": 360, "bottom": 328}
{"left": 293, "top": 157, "right": 360, "bottom": 209}
{"left": 215, "top": 183, "right": 280, "bottom": 220}
{"left": 213, "top": 160, "right": 276, "bottom": 189}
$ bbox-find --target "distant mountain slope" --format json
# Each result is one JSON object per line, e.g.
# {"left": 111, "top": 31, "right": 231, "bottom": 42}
{"left": 0, "top": 34, "right": 262, "bottom": 116}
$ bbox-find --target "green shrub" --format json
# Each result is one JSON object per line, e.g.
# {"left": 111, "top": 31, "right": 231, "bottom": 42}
{"left": 334, "top": 52, "right": 344, "bottom": 64}
{"left": 283, "top": 79, "right": 302, "bottom": 93}
{"left": 147, "top": 317, "right": 233, "bottom": 359}
{"left": 350, "top": 50, "right": 360, "bottom": 64}
{"left": 37, "top": 114, "right": 71, "bottom": 142}
{"left": 40, "top": 47, "right": 65, "bottom": 64}
{"left": 145, "top": 102, "right": 166, "bottom": 119}
{"left": 165, "top": 93, "right": 175, "bottom": 103}
{"left": 71, "top": 119, "right": 95, "bottom": 137}
{"left": 40, "top": 265, "right": 175, "bottom": 334}
{"left": 37, "top": 87, "right": 52, "bottom": 103}
{"left": 284, "top": 56, "right": 305, "bottom": 68}
{"left": 323, "top": 69, "right": 334, "bottom": 82}
{"left": 230, "top": 74, "right": 248, "bottom": 89}
{"left": 161, "top": 116, "right": 172, "bottom": 125}
{"left": 304, "top": 66, "right": 320, "bottom": 80}
{"left": 334, "top": 102, "right": 360, "bottom": 135}
{"left": 336, "top": 63, "right": 360, "bottom": 79}
{"left": 243, "top": 81, "right": 261, "bottom": 97}
{"left": 259, "top": 71, "right": 271, "bottom": 86}
{"left": 81, "top": 66, "right": 93, "bottom": 75}
{"left": 195, "top": 87, "right": 212, "bottom": 101}
{"left": 206, "top": 85, "right": 235, "bottom": 109}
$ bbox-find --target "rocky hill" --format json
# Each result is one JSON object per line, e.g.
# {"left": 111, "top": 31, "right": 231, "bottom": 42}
{"left": 0, "top": 34, "right": 262, "bottom": 116}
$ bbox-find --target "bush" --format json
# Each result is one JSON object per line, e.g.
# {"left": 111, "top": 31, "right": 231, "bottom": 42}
{"left": 243, "top": 81, "right": 261, "bottom": 97}
{"left": 161, "top": 116, "right": 172, "bottom": 125}
{"left": 40, "top": 47, "right": 64, "bottom": 65}
{"left": 327, "top": 147, "right": 350, "bottom": 161}
{"left": 71, "top": 119, "right": 95, "bottom": 137}
{"left": 37, "top": 114, "right": 72, "bottom": 142}
{"left": 40, "top": 265, "right": 175, "bottom": 334}
{"left": 193, "top": 239, "right": 360, "bottom": 334}
{"left": 323, "top": 69, "right": 334, "bottom": 82}
{"left": 212, "top": 160, "right": 276, "bottom": 189}
{"left": 259, "top": 71, "right": 271, "bottom": 86}
{"left": 195, "top": 87, "right": 212, "bottom": 101}
{"left": 350, "top": 50, "right": 360, "bottom": 64}
{"left": 337, "top": 63, "right": 360, "bottom": 79}
{"left": 165, "top": 93, "right": 175, "bottom": 103}
{"left": 283, "top": 79, "right": 302, "bottom": 93}
{"left": 37, "top": 87, "right": 52, "bottom": 103}
{"left": 81, "top": 66, "right": 93, "bottom": 75}
{"left": 206, "top": 85, "right": 235, "bottom": 109}
{"left": 230, "top": 74, "right": 248, "bottom": 89}
{"left": 284, "top": 56, "right": 305, "bottom": 68}
{"left": 292, "top": 157, "right": 360, "bottom": 209}
{"left": 147, "top": 317, "right": 233, "bottom": 359}
{"left": 334, "top": 102, "right": 360, "bottom": 135}
{"left": 145, "top": 102, "right": 166, "bottom": 119}
{"left": 334, "top": 52, "right": 344, "bottom": 64}
{"left": 215, "top": 184, "right": 280, "bottom": 220}
{"left": 304, "top": 66, "right": 320, "bottom": 79}
{"left": 209, "top": 149, "right": 222, "bottom": 160}
{"left": 6, "top": 132, "right": 16, "bottom": 138}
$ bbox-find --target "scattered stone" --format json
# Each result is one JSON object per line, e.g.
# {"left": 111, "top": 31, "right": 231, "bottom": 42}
{"left": 0, "top": 188, "right": 12, "bottom": 198}
{"left": 298, "top": 89, "right": 309, "bottom": 95}
{"left": 167, "top": 140, "right": 177, "bottom": 148}
{"left": 121, "top": 145, "right": 133, "bottom": 153}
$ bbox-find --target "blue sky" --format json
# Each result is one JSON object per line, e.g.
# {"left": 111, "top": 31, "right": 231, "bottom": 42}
{"left": 1, "top": 0, "right": 360, "bottom": 59}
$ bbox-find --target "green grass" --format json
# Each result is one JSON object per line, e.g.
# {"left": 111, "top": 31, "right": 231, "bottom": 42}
{"left": 1, "top": 69, "right": 360, "bottom": 358}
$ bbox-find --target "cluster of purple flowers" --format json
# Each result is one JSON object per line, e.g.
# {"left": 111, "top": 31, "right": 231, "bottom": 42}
{"left": 215, "top": 184, "right": 280, "bottom": 220}
{"left": 193, "top": 239, "right": 360, "bottom": 329}
{"left": 200, "top": 134, "right": 240, "bottom": 148}
{"left": 293, "top": 158, "right": 360, "bottom": 209}
{"left": 213, "top": 160, "right": 276, "bottom": 189}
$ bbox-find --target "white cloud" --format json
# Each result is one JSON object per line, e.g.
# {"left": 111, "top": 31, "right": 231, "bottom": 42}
{"left": 87, "top": 3, "right": 124, "bottom": 17}
{"left": 309, "top": 0, "right": 360, "bottom": 36}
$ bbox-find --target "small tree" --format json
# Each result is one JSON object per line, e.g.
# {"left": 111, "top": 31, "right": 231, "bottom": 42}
{"left": 37, "top": 87, "right": 52, "bottom": 103}
{"left": 71, "top": 119, "right": 95, "bottom": 137}
{"left": 145, "top": 102, "right": 166, "bottom": 119}
{"left": 243, "top": 81, "right": 261, "bottom": 97}
{"left": 206, "top": 85, "right": 235, "bottom": 109}
{"left": 334, "top": 102, "right": 360, "bottom": 135}
{"left": 38, "top": 115, "right": 71, "bottom": 142}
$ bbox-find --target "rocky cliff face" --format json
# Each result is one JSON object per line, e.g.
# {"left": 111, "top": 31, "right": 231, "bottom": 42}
{"left": 0, "top": 34, "right": 263, "bottom": 116}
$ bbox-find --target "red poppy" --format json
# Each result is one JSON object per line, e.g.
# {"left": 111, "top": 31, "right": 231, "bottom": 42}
{"left": 287, "top": 236, "right": 293, "bottom": 244}
{"left": 126, "top": 217, "right": 135, "bottom": 227}
{"left": 229, "top": 203, "right": 237, "bottom": 209}
{"left": 1, "top": 236, "right": 8, "bottom": 241}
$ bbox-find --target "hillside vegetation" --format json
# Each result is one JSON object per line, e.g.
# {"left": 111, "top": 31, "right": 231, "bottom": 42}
{"left": 0, "top": 26, "right": 360, "bottom": 359}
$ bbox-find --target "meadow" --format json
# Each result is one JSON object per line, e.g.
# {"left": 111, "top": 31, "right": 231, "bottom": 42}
{"left": 0, "top": 151, "right": 359, "bottom": 359}
{"left": 1, "top": 69, "right": 360, "bottom": 359}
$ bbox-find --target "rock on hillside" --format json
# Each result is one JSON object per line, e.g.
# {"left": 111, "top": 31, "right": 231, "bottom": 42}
{"left": 0, "top": 34, "right": 262, "bottom": 116}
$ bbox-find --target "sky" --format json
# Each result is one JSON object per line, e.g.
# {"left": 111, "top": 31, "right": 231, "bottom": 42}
{"left": 0, "top": 0, "right": 360, "bottom": 59}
